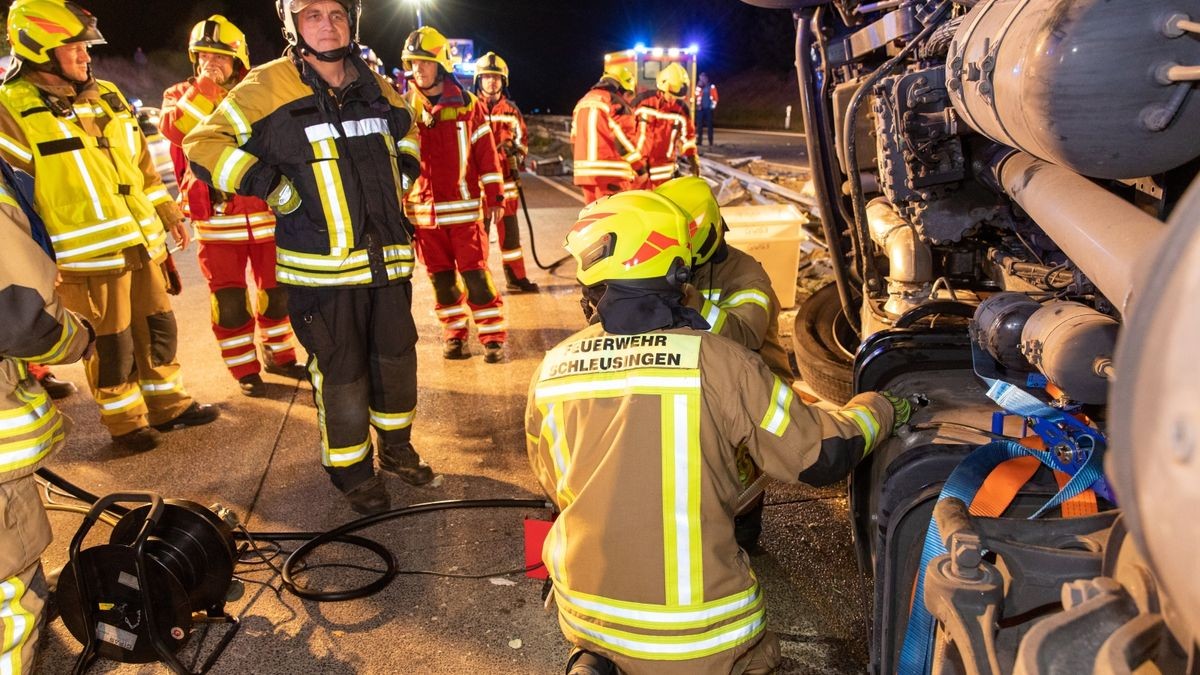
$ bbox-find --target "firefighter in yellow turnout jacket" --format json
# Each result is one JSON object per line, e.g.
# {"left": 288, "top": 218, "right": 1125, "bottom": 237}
{"left": 0, "top": 165, "right": 94, "bottom": 673}
{"left": 0, "top": 0, "right": 217, "bottom": 453}
{"left": 526, "top": 191, "right": 910, "bottom": 675}
{"left": 184, "top": 0, "right": 429, "bottom": 515}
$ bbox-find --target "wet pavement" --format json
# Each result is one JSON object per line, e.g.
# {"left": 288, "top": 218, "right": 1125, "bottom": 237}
{"left": 35, "top": 174, "right": 868, "bottom": 674}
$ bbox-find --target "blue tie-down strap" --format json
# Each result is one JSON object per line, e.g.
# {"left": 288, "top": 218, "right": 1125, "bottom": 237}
{"left": 895, "top": 438, "right": 1106, "bottom": 674}
{"left": 984, "top": 379, "right": 1115, "bottom": 504}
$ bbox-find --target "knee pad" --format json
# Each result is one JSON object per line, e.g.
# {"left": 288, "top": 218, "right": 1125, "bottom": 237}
{"left": 460, "top": 269, "right": 497, "bottom": 306}
{"left": 95, "top": 329, "right": 135, "bottom": 388}
{"left": 430, "top": 270, "right": 463, "bottom": 306}
{"left": 145, "top": 311, "right": 179, "bottom": 367}
{"left": 501, "top": 215, "right": 521, "bottom": 250}
{"left": 212, "top": 288, "right": 252, "bottom": 328}
{"left": 259, "top": 287, "right": 290, "bottom": 321}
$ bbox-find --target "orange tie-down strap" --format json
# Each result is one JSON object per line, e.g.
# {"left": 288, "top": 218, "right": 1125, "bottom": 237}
{"left": 969, "top": 436, "right": 1098, "bottom": 518}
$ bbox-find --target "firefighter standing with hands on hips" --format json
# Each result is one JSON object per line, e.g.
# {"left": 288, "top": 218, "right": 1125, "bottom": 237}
{"left": 571, "top": 63, "right": 644, "bottom": 204}
{"left": 161, "top": 15, "right": 307, "bottom": 398}
{"left": 633, "top": 62, "right": 699, "bottom": 187}
{"left": 474, "top": 51, "right": 539, "bottom": 294}
{"left": 0, "top": 161, "right": 95, "bottom": 675}
{"left": 527, "top": 190, "right": 913, "bottom": 675}
{"left": 402, "top": 26, "right": 510, "bottom": 363}
{"left": 0, "top": 0, "right": 218, "bottom": 454}
{"left": 185, "top": 0, "right": 431, "bottom": 515}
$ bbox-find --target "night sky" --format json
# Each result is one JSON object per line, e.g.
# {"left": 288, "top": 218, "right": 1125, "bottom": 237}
{"left": 81, "top": 0, "right": 797, "bottom": 112}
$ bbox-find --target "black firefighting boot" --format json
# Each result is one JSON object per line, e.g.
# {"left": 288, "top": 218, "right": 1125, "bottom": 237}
{"left": 503, "top": 266, "right": 540, "bottom": 293}
{"left": 565, "top": 649, "right": 616, "bottom": 675}
{"left": 379, "top": 443, "right": 435, "bottom": 486}
{"left": 443, "top": 338, "right": 470, "bottom": 360}
{"left": 343, "top": 474, "right": 391, "bottom": 515}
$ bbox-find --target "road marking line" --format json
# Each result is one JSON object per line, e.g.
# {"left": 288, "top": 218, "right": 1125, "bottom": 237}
{"left": 717, "top": 128, "right": 806, "bottom": 139}
{"left": 529, "top": 174, "right": 586, "bottom": 204}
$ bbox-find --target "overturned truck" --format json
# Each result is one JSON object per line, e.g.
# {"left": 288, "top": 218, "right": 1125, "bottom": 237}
{"left": 746, "top": 0, "right": 1200, "bottom": 672}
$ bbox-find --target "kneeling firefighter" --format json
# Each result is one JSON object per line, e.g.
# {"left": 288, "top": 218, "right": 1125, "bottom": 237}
{"left": 161, "top": 15, "right": 307, "bottom": 398}
{"left": 526, "top": 190, "right": 911, "bottom": 674}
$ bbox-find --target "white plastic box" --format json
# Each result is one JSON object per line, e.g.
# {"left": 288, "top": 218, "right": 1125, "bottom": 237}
{"left": 720, "top": 204, "right": 808, "bottom": 309}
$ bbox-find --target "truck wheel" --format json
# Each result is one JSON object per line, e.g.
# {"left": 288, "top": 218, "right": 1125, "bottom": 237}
{"left": 792, "top": 281, "right": 856, "bottom": 404}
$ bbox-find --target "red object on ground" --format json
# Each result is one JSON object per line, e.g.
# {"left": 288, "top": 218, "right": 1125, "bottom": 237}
{"left": 524, "top": 518, "right": 553, "bottom": 579}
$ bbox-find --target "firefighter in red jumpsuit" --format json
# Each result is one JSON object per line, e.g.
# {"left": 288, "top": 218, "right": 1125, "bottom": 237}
{"left": 634, "top": 63, "right": 699, "bottom": 188}
{"left": 160, "top": 15, "right": 305, "bottom": 397}
{"left": 474, "top": 52, "right": 538, "bottom": 293}
{"left": 571, "top": 64, "right": 643, "bottom": 204}
{"left": 402, "top": 26, "right": 508, "bottom": 362}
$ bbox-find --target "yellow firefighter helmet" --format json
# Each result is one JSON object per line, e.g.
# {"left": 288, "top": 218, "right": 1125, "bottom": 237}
{"left": 603, "top": 63, "right": 636, "bottom": 94}
{"left": 474, "top": 51, "right": 509, "bottom": 87}
{"left": 6, "top": 0, "right": 105, "bottom": 66}
{"left": 655, "top": 177, "right": 724, "bottom": 267}
{"left": 402, "top": 26, "right": 454, "bottom": 72}
{"left": 189, "top": 15, "right": 250, "bottom": 72}
{"left": 566, "top": 191, "right": 692, "bottom": 288}
{"left": 656, "top": 62, "right": 690, "bottom": 98}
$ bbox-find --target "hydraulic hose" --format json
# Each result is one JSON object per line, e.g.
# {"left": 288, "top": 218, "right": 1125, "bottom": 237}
{"left": 37, "top": 467, "right": 552, "bottom": 603}
{"left": 514, "top": 172, "right": 571, "bottom": 271}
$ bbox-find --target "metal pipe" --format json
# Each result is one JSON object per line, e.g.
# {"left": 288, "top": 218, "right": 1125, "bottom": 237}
{"left": 1159, "top": 63, "right": 1200, "bottom": 82}
{"left": 866, "top": 198, "right": 932, "bottom": 285}
{"left": 993, "top": 151, "right": 1167, "bottom": 315}
{"left": 795, "top": 9, "right": 861, "bottom": 332}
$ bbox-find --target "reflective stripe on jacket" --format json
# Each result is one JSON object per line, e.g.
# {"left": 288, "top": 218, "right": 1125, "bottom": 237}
{"left": 0, "top": 176, "right": 90, "bottom": 481}
{"left": 403, "top": 80, "right": 505, "bottom": 228}
{"left": 184, "top": 54, "right": 422, "bottom": 287}
{"left": 161, "top": 78, "right": 276, "bottom": 243}
{"left": 694, "top": 246, "right": 792, "bottom": 382}
{"left": 482, "top": 95, "right": 527, "bottom": 202}
{"left": 571, "top": 85, "right": 641, "bottom": 186}
{"left": 635, "top": 93, "right": 696, "bottom": 182}
{"left": 525, "top": 324, "right": 893, "bottom": 674}
{"left": 694, "top": 84, "right": 719, "bottom": 110}
{"left": 0, "top": 75, "right": 178, "bottom": 275}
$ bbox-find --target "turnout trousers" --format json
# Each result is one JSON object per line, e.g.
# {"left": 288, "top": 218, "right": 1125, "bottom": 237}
{"left": 0, "top": 476, "right": 51, "bottom": 674}
{"left": 287, "top": 281, "right": 418, "bottom": 492}
{"left": 496, "top": 191, "right": 530, "bottom": 280}
{"left": 413, "top": 222, "right": 507, "bottom": 345}
{"left": 56, "top": 246, "right": 193, "bottom": 437}
{"left": 197, "top": 240, "right": 299, "bottom": 380}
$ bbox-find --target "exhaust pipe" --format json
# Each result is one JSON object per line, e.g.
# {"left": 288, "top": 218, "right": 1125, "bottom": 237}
{"left": 866, "top": 198, "right": 933, "bottom": 315}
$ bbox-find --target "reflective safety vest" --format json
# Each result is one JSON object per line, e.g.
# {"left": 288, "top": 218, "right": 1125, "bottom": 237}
{"left": 403, "top": 81, "right": 505, "bottom": 228}
{"left": 161, "top": 78, "right": 277, "bottom": 244}
{"left": 571, "top": 86, "right": 641, "bottom": 186}
{"left": 481, "top": 95, "right": 528, "bottom": 204}
{"left": 526, "top": 324, "right": 894, "bottom": 673}
{"left": 0, "top": 78, "right": 172, "bottom": 274}
{"left": 0, "top": 178, "right": 89, "bottom": 481}
{"left": 634, "top": 93, "right": 697, "bottom": 185}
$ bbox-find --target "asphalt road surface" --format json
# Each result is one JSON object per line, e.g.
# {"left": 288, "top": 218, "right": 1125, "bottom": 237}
{"left": 35, "top": 172, "right": 868, "bottom": 674}
{"left": 698, "top": 128, "right": 809, "bottom": 168}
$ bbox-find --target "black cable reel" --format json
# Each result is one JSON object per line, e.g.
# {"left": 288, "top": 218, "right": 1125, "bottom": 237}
{"left": 56, "top": 492, "right": 240, "bottom": 674}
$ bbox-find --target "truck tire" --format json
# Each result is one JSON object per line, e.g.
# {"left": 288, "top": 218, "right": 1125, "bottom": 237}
{"left": 792, "top": 281, "right": 856, "bottom": 404}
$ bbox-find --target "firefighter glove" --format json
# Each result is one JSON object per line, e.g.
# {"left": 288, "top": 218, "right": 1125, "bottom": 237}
{"left": 267, "top": 176, "right": 302, "bottom": 215}
{"left": 880, "top": 391, "right": 912, "bottom": 432}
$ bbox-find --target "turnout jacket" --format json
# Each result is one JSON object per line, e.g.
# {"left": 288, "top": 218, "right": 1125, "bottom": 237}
{"left": 184, "top": 54, "right": 422, "bottom": 287}
{"left": 0, "top": 73, "right": 182, "bottom": 276}
{"left": 480, "top": 94, "right": 528, "bottom": 204}
{"left": 403, "top": 79, "right": 505, "bottom": 228}
{"left": 526, "top": 324, "right": 893, "bottom": 674}
{"left": 634, "top": 92, "right": 697, "bottom": 184}
{"left": 571, "top": 83, "right": 642, "bottom": 186}
{"left": 0, "top": 177, "right": 90, "bottom": 482}
{"left": 161, "top": 77, "right": 275, "bottom": 244}
{"left": 693, "top": 246, "right": 792, "bottom": 382}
